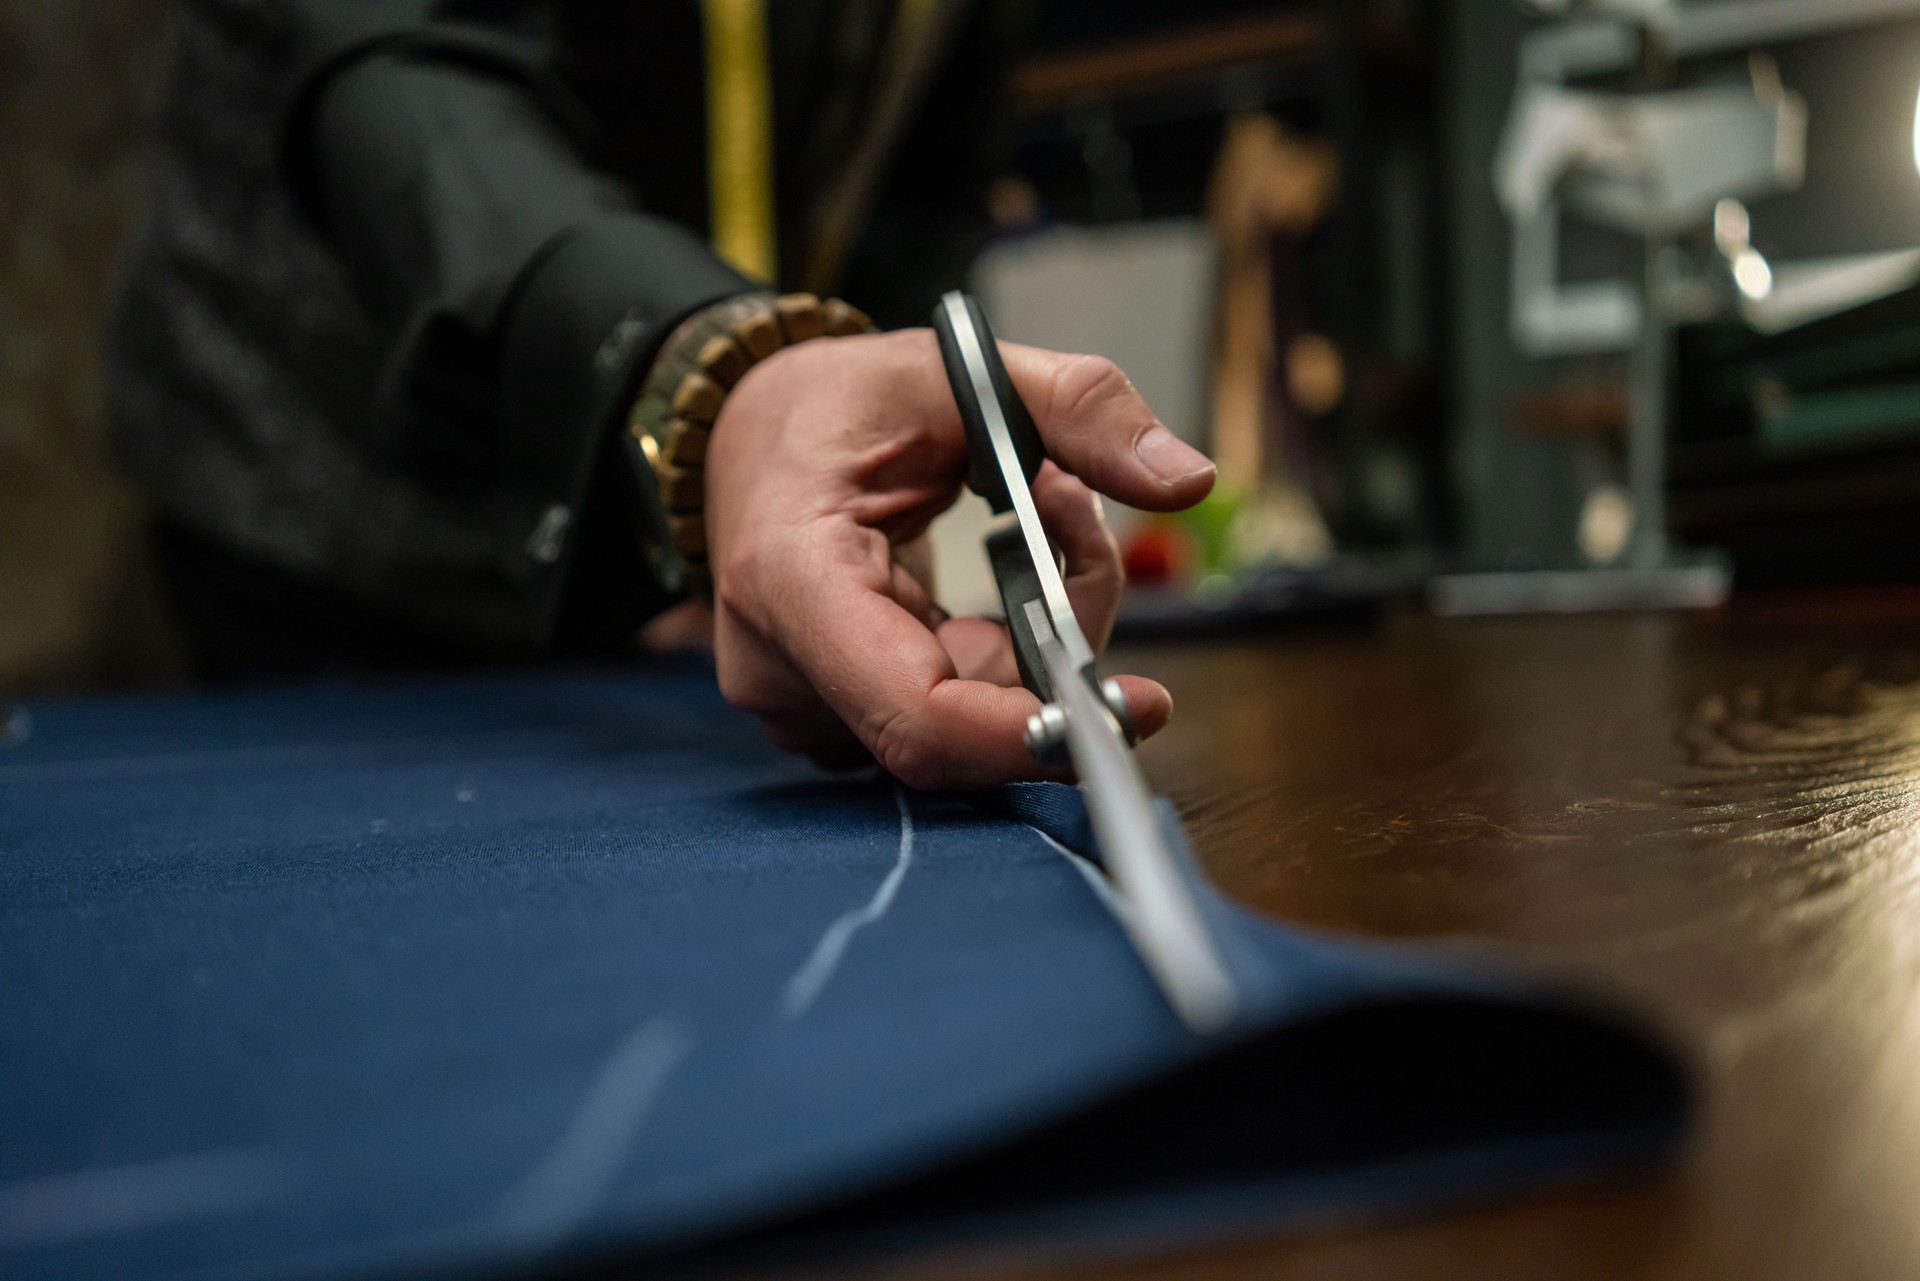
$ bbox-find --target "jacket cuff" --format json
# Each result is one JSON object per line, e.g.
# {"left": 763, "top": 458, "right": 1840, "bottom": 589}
{"left": 494, "top": 212, "right": 751, "bottom": 638}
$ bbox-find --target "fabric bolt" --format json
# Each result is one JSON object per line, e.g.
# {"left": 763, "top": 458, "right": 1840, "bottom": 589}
{"left": 0, "top": 665, "right": 1688, "bottom": 1280}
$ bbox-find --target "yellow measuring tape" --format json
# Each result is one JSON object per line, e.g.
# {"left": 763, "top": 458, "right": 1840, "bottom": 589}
{"left": 701, "top": 0, "right": 777, "bottom": 284}
{"left": 703, "top": 0, "right": 948, "bottom": 290}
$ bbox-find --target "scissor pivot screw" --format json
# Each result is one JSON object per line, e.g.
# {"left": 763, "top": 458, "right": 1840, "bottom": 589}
{"left": 1024, "top": 702, "right": 1070, "bottom": 762}
{"left": 1100, "top": 679, "right": 1140, "bottom": 744}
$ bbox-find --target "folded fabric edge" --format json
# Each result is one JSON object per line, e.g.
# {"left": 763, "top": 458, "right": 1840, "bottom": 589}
{"left": 574, "top": 991, "right": 1692, "bottom": 1278}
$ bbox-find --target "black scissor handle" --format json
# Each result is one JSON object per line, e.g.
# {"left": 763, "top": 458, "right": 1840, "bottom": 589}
{"left": 931, "top": 292, "right": 1046, "bottom": 515}
{"left": 934, "top": 292, "right": 1053, "bottom": 701}
{"left": 984, "top": 524, "right": 1053, "bottom": 702}
{"left": 932, "top": 291, "right": 1139, "bottom": 744}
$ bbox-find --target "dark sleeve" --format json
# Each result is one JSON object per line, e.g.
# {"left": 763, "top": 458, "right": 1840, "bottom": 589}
{"left": 278, "top": 2, "right": 749, "bottom": 645}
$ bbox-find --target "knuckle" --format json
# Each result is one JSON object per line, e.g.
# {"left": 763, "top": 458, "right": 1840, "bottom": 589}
{"left": 869, "top": 707, "right": 945, "bottom": 791}
{"left": 1049, "top": 353, "right": 1127, "bottom": 423}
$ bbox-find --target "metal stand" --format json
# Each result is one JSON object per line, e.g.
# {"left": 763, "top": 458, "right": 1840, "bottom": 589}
{"left": 1431, "top": 6, "right": 1735, "bottom": 617}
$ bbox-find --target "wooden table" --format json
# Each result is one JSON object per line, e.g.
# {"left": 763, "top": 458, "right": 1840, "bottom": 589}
{"left": 870, "top": 609, "right": 1920, "bottom": 1280}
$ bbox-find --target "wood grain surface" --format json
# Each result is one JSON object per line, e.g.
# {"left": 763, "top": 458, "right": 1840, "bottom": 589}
{"left": 858, "top": 610, "right": 1920, "bottom": 1280}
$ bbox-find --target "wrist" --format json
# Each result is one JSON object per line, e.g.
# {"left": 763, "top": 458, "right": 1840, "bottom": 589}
{"left": 625, "top": 292, "right": 874, "bottom": 595}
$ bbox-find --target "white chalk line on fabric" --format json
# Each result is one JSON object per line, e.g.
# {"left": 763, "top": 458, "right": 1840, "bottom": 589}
{"left": 55, "top": 1019, "right": 691, "bottom": 1273}
{"left": 1029, "top": 826, "right": 1135, "bottom": 929}
{"left": 491, "top": 1015, "right": 690, "bottom": 1246}
{"left": 0, "top": 1149, "right": 287, "bottom": 1246}
{"left": 780, "top": 786, "right": 915, "bottom": 1021}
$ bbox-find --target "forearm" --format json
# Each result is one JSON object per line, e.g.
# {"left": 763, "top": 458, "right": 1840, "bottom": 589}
{"left": 283, "top": 13, "right": 752, "bottom": 641}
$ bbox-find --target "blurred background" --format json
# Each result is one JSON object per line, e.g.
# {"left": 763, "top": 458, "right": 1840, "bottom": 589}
{"left": 6, "top": 0, "right": 1920, "bottom": 693}
{"left": 1, "top": 1, "right": 178, "bottom": 690}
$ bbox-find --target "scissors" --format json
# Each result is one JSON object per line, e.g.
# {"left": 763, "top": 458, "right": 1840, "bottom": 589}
{"left": 932, "top": 290, "right": 1239, "bottom": 1035}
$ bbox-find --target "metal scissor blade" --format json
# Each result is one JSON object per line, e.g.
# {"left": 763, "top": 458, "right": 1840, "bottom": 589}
{"left": 1026, "top": 602, "right": 1240, "bottom": 1035}
{"left": 933, "top": 288, "right": 1238, "bottom": 1034}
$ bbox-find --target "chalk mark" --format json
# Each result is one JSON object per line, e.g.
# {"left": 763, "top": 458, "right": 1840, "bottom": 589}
{"left": 1029, "top": 826, "right": 1134, "bottom": 929}
{"left": 0, "top": 1150, "right": 286, "bottom": 1246}
{"left": 780, "top": 787, "right": 915, "bottom": 1020}
{"left": 492, "top": 1016, "right": 689, "bottom": 1247}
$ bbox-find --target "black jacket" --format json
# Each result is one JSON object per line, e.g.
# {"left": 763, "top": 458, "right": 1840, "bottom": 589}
{"left": 108, "top": 0, "right": 1013, "bottom": 662}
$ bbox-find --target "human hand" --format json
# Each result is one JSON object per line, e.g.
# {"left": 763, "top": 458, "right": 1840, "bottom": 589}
{"left": 704, "top": 329, "right": 1215, "bottom": 789}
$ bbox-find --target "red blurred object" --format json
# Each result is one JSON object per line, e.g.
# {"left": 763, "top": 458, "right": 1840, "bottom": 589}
{"left": 1123, "top": 522, "right": 1185, "bottom": 585}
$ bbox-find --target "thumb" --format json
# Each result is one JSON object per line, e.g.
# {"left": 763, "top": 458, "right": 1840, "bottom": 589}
{"left": 998, "top": 344, "right": 1216, "bottom": 512}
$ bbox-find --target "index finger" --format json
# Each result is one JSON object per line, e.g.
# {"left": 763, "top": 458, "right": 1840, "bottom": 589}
{"left": 779, "top": 566, "right": 1060, "bottom": 790}
{"left": 780, "top": 567, "right": 1175, "bottom": 790}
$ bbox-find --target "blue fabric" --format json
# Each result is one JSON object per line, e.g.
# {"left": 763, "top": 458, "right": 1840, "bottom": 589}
{"left": 0, "top": 665, "right": 1687, "bottom": 1279}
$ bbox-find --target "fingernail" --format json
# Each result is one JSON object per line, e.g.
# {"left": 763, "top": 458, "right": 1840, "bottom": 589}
{"left": 1135, "top": 427, "right": 1214, "bottom": 484}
